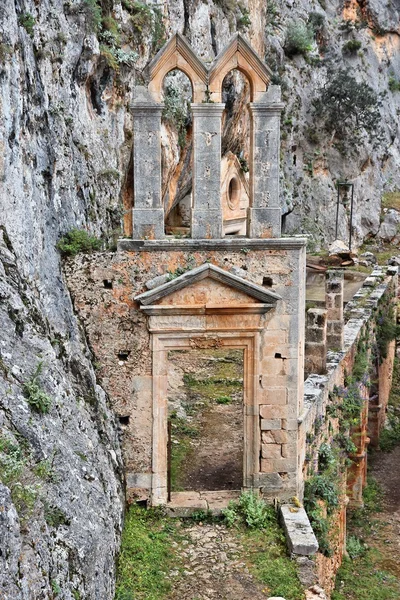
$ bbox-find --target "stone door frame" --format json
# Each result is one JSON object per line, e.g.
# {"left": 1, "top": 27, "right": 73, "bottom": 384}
{"left": 150, "top": 331, "right": 260, "bottom": 505}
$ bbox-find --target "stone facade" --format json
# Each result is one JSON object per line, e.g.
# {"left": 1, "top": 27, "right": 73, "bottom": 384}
{"left": 65, "top": 238, "right": 307, "bottom": 504}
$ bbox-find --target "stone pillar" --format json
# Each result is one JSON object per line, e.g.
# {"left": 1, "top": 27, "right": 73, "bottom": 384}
{"left": 304, "top": 308, "right": 327, "bottom": 377}
{"left": 191, "top": 103, "right": 225, "bottom": 239}
{"left": 325, "top": 270, "right": 344, "bottom": 350}
{"left": 248, "top": 85, "right": 284, "bottom": 239}
{"left": 131, "top": 89, "right": 164, "bottom": 239}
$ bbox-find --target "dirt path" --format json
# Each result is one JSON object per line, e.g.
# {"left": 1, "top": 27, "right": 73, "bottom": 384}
{"left": 167, "top": 523, "right": 268, "bottom": 600}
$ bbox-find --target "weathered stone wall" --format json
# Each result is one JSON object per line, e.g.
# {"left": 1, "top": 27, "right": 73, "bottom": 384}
{"left": 64, "top": 238, "right": 306, "bottom": 503}
{"left": 299, "top": 265, "right": 398, "bottom": 596}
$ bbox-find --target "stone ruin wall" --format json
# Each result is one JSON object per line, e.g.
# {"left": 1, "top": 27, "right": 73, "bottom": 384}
{"left": 299, "top": 265, "right": 398, "bottom": 595}
{"left": 64, "top": 239, "right": 306, "bottom": 503}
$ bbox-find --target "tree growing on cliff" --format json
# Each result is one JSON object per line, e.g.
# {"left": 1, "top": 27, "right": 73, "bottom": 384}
{"left": 313, "top": 68, "right": 382, "bottom": 148}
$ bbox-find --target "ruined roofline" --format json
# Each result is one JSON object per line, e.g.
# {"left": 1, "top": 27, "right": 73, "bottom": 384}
{"left": 134, "top": 263, "right": 282, "bottom": 306}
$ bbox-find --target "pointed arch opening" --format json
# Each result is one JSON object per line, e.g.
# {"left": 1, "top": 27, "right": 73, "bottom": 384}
{"left": 221, "top": 69, "right": 251, "bottom": 236}
{"left": 161, "top": 68, "right": 194, "bottom": 237}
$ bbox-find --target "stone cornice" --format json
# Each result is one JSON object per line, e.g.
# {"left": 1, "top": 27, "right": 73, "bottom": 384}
{"left": 118, "top": 237, "right": 307, "bottom": 252}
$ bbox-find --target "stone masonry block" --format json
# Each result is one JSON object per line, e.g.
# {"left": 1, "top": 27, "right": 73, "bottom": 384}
{"left": 280, "top": 505, "right": 319, "bottom": 555}
{"left": 132, "top": 208, "right": 165, "bottom": 240}
{"left": 260, "top": 405, "right": 287, "bottom": 419}
{"left": 262, "top": 431, "right": 275, "bottom": 444}
{"left": 259, "top": 387, "right": 287, "bottom": 405}
{"left": 272, "top": 430, "right": 288, "bottom": 444}
{"left": 260, "top": 418, "right": 281, "bottom": 430}
{"left": 248, "top": 207, "right": 281, "bottom": 239}
{"left": 191, "top": 209, "right": 223, "bottom": 239}
{"left": 262, "top": 443, "right": 282, "bottom": 459}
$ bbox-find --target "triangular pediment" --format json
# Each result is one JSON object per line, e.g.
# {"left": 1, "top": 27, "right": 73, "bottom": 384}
{"left": 209, "top": 33, "right": 273, "bottom": 88}
{"left": 135, "top": 264, "right": 281, "bottom": 308}
{"left": 147, "top": 33, "right": 208, "bottom": 85}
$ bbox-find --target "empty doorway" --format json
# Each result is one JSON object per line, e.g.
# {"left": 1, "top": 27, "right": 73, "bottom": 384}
{"left": 167, "top": 348, "right": 244, "bottom": 494}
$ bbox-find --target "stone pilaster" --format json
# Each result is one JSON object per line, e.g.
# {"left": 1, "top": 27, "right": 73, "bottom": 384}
{"left": 191, "top": 103, "right": 225, "bottom": 239}
{"left": 131, "top": 94, "right": 164, "bottom": 239}
{"left": 304, "top": 308, "right": 327, "bottom": 377}
{"left": 325, "top": 270, "right": 344, "bottom": 350}
{"left": 248, "top": 86, "right": 284, "bottom": 239}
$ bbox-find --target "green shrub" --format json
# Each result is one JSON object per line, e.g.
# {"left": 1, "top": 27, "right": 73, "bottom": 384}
{"left": 376, "top": 309, "right": 399, "bottom": 360}
{"left": 56, "top": 228, "right": 102, "bottom": 256}
{"left": 222, "top": 490, "right": 275, "bottom": 529}
{"left": 23, "top": 362, "right": 52, "bottom": 414}
{"left": 237, "top": 5, "right": 251, "bottom": 30}
{"left": 389, "top": 77, "right": 400, "bottom": 92}
{"left": 284, "top": 20, "right": 314, "bottom": 57}
{"left": 379, "top": 412, "right": 400, "bottom": 452}
{"left": 342, "top": 39, "right": 362, "bottom": 54}
{"left": 19, "top": 13, "right": 36, "bottom": 36}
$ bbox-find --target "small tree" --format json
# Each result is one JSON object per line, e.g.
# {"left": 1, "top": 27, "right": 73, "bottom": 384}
{"left": 313, "top": 68, "right": 382, "bottom": 146}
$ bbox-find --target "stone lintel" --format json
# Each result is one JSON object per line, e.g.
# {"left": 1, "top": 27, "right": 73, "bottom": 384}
{"left": 141, "top": 303, "right": 275, "bottom": 316}
{"left": 118, "top": 237, "right": 307, "bottom": 251}
{"left": 280, "top": 505, "right": 319, "bottom": 555}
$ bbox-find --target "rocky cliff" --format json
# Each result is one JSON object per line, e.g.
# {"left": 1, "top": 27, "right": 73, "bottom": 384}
{"left": 0, "top": 0, "right": 399, "bottom": 598}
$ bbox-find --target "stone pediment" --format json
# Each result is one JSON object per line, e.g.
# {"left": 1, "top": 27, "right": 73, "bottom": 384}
{"left": 135, "top": 264, "right": 281, "bottom": 314}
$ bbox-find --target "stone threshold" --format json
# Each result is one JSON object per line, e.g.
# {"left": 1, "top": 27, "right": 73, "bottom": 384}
{"left": 166, "top": 490, "right": 241, "bottom": 517}
{"left": 118, "top": 237, "right": 307, "bottom": 252}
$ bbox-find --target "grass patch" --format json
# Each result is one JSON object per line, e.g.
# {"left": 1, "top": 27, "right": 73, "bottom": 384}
{"left": 115, "top": 505, "right": 181, "bottom": 600}
{"left": 382, "top": 191, "right": 400, "bottom": 212}
{"left": 332, "top": 548, "right": 400, "bottom": 600}
{"left": 240, "top": 511, "right": 304, "bottom": 599}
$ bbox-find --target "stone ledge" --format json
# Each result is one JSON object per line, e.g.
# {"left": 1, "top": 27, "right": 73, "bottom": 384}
{"left": 280, "top": 505, "right": 319, "bottom": 555}
{"left": 118, "top": 237, "right": 307, "bottom": 252}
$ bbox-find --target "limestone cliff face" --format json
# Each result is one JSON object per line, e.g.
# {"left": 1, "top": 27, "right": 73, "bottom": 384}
{"left": 0, "top": 0, "right": 399, "bottom": 597}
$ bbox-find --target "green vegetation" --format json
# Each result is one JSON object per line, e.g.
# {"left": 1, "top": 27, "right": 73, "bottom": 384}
{"left": 0, "top": 43, "right": 12, "bottom": 63}
{"left": 308, "top": 11, "right": 325, "bottom": 33}
{"left": 223, "top": 490, "right": 275, "bottom": 529}
{"left": 115, "top": 505, "right": 181, "bottom": 600}
{"left": 57, "top": 228, "right": 102, "bottom": 257}
{"left": 44, "top": 504, "right": 69, "bottom": 528}
{"left": 284, "top": 20, "right": 314, "bottom": 57}
{"left": 342, "top": 39, "right": 362, "bottom": 54}
{"left": 23, "top": 362, "right": 52, "bottom": 414}
{"left": 389, "top": 77, "right": 400, "bottom": 92}
{"left": 379, "top": 355, "right": 400, "bottom": 451}
{"left": 215, "top": 395, "right": 232, "bottom": 404}
{"left": 83, "top": 0, "right": 102, "bottom": 32}
{"left": 0, "top": 433, "right": 37, "bottom": 519}
{"left": 163, "top": 80, "right": 190, "bottom": 149}
{"left": 382, "top": 190, "right": 400, "bottom": 212}
{"left": 313, "top": 69, "right": 382, "bottom": 147}
{"left": 123, "top": 1, "right": 166, "bottom": 52}
{"left": 19, "top": 13, "right": 36, "bottom": 36}
{"left": 376, "top": 304, "right": 399, "bottom": 361}
{"left": 332, "top": 547, "right": 400, "bottom": 599}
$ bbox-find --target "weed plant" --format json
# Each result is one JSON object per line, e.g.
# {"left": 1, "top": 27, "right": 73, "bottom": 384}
{"left": 23, "top": 362, "right": 52, "bottom": 414}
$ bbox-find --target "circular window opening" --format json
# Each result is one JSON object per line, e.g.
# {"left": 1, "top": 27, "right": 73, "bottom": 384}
{"left": 227, "top": 176, "right": 241, "bottom": 209}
